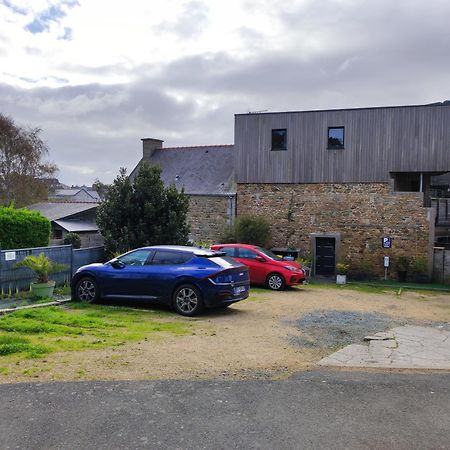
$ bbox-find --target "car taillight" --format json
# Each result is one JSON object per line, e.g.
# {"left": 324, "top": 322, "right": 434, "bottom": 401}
{"left": 208, "top": 272, "right": 234, "bottom": 285}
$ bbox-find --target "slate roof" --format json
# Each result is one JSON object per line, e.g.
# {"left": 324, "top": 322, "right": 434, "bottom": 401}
{"left": 54, "top": 219, "right": 99, "bottom": 232}
{"left": 50, "top": 188, "right": 100, "bottom": 202}
{"left": 132, "top": 145, "right": 235, "bottom": 195}
{"left": 27, "top": 202, "right": 98, "bottom": 221}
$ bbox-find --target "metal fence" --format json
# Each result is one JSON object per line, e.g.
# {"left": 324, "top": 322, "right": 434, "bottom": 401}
{"left": 433, "top": 247, "right": 450, "bottom": 284}
{"left": 0, "top": 245, "right": 105, "bottom": 294}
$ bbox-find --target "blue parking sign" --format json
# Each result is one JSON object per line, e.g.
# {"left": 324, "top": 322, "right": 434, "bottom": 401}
{"left": 382, "top": 237, "right": 392, "bottom": 248}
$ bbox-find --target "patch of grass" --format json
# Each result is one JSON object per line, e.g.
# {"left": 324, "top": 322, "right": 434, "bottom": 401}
{"left": 307, "top": 279, "right": 450, "bottom": 295}
{"left": 0, "top": 334, "right": 51, "bottom": 357}
{"left": 0, "top": 303, "right": 193, "bottom": 360}
{"left": 0, "top": 366, "right": 10, "bottom": 374}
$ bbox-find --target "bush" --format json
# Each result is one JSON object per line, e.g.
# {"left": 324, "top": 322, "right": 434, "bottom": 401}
{"left": 63, "top": 232, "right": 81, "bottom": 249}
{"left": 220, "top": 215, "right": 271, "bottom": 247}
{"left": 0, "top": 207, "right": 50, "bottom": 249}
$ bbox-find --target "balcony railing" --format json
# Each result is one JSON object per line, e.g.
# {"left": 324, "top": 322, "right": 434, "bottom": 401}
{"left": 432, "top": 198, "right": 450, "bottom": 226}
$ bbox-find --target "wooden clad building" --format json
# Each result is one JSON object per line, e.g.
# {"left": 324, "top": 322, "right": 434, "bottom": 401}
{"left": 235, "top": 103, "right": 450, "bottom": 186}
{"left": 234, "top": 103, "right": 450, "bottom": 279}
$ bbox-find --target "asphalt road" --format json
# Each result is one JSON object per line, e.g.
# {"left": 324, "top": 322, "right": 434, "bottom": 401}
{"left": 1, "top": 370, "right": 449, "bottom": 450}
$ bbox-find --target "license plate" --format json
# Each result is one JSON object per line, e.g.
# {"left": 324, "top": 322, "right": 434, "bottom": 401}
{"left": 234, "top": 286, "right": 246, "bottom": 294}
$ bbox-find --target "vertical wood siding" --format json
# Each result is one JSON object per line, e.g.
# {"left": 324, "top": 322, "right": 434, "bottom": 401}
{"left": 235, "top": 105, "right": 450, "bottom": 183}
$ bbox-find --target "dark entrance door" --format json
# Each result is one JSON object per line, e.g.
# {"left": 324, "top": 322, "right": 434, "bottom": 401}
{"left": 315, "top": 237, "right": 336, "bottom": 276}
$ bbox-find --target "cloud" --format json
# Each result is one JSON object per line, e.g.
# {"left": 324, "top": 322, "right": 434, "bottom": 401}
{"left": 25, "top": 0, "right": 79, "bottom": 34}
{"left": 59, "top": 26, "right": 72, "bottom": 40}
{"left": 0, "top": 0, "right": 27, "bottom": 15}
{"left": 155, "top": 0, "right": 209, "bottom": 39}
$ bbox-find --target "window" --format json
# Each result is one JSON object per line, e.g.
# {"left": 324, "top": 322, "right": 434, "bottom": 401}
{"left": 219, "top": 247, "right": 237, "bottom": 257}
{"left": 53, "top": 229, "right": 63, "bottom": 239}
{"left": 271, "top": 129, "right": 287, "bottom": 151}
{"left": 118, "top": 249, "right": 154, "bottom": 266}
{"left": 238, "top": 248, "right": 258, "bottom": 259}
{"left": 151, "top": 250, "right": 192, "bottom": 265}
{"left": 328, "top": 127, "right": 345, "bottom": 149}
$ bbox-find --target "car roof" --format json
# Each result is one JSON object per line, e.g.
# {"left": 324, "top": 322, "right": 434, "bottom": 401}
{"left": 213, "top": 243, "right": 258, "bottom": 250}
{"left": 140, "top": 245, "right": 222, "bottom": 257}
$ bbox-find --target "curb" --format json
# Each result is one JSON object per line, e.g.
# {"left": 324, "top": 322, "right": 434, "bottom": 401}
{"left": 0, "top": 298, "right": 72, "bottom": 315}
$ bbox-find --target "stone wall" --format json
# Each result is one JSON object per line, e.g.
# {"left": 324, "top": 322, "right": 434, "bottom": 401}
{"left": 237, "top": 183, "right": 434, "bottom": 278}
{"left": 187, "top": 195, "right": 232, "bottom": 244}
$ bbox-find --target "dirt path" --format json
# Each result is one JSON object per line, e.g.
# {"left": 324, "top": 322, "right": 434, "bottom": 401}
{"left": 2, "top": 287, "right": 450, "bottom": 383}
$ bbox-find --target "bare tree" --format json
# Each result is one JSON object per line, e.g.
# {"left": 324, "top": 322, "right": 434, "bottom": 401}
{"left": 0, "top": 113, "right": 57, "bottom": 207}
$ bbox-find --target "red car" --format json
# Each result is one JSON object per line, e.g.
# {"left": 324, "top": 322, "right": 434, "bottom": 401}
{"left": 210, "top": 244, "right": 306, "bottom": 290}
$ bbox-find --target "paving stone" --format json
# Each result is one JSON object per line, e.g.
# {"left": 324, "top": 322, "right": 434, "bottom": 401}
{"left": 319, "top": 326, "right": 450, "bottom": 370}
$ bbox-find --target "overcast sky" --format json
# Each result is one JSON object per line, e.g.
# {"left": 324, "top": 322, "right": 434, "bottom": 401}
{"left": 1, "top": 0, "right": 449, "bottom": 185}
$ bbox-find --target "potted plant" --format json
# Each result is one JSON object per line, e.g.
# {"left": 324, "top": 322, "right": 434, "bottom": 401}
{"left": 396, "top": 256, "right": 410, "bottom": 282}
{"left": 336, "top": 262, "right": 350, "bottom": 284}
{"left": 15, "top": 253, "right": 67, "bottom": 298}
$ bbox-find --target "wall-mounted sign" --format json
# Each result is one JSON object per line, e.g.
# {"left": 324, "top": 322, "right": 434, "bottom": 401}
{"left": 5, "top": 251, "right": 16, "bottom": 261}
{"left": 382, "top": 237, "right": 392, "bottom": 248}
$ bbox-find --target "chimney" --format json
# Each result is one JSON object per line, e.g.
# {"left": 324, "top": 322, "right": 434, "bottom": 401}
{"left": 141, "top": 138, "right": 164, "bottom": 160}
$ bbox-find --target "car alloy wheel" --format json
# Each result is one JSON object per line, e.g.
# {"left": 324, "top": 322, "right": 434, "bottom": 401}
{"left": 76, "top": 277, "right": 98, "bottom": 303}
{"left": 266, "top": 273, "right": 285, "bottom": 291}
{"left": 173, "top": 284, "right": 203, "bottom": 316}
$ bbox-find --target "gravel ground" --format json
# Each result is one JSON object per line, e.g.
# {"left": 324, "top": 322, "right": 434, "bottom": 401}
{"left": 0, "top": 286, "right": 449, "bottom": 383}
{"left": 287, "top": 309, "right": 450, "bottom": 349}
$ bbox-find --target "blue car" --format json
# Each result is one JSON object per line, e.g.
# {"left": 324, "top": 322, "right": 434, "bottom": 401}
{"left": 71, "top": 245, "right": 250, "bottom": 316}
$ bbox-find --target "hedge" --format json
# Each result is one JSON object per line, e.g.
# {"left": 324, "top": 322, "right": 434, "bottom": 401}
{"left": 0, "top": 207, "right": 50, "bottom": 250}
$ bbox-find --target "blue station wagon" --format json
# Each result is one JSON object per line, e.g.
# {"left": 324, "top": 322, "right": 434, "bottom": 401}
{"left": 71, "top": 246, "right": 250, "bottom": 316}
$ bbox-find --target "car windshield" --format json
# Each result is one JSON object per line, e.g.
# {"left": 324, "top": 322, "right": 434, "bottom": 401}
{"left": 256, "top": 247, "right": 283, "bottom": 261}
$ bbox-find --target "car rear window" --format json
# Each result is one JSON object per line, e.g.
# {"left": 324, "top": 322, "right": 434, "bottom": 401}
{"left": 151, "top": 250, "right": 193, "bottom": 265}
{"left": 209, "top": 256, "right": 244, "bottom": 269}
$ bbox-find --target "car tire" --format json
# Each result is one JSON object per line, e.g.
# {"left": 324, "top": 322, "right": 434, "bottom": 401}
{"left": 266, "top": 273, "right": 286, "bottom": 291}
{"left": 173, "top": 284, "right": 204, "bottom": 317}
{"left": 75, "top": 277, "right": 99, "bottom": 303}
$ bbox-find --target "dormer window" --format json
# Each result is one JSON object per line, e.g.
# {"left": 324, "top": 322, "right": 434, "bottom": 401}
{"left": 271, "top": 129, "right": 287, "bottom": 151}
{"left": 328, "top": 127, "right": 345, "bottom": 149}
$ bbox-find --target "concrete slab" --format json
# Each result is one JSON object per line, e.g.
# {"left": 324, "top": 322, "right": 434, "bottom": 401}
{"left": 319, "top": 326, "right": 450, "bottom": 370}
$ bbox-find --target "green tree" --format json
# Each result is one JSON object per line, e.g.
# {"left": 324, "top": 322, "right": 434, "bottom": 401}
{"left": 92, "top": 178, "right": 110, "bottom": 200}
{"left": 97, "top": 163, "right": 190, "bottom": 255}
{"left": 0, "top": 113, "right": 57, "bottom": 207}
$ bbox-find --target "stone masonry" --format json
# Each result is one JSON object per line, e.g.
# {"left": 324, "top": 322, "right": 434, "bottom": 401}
{"left": 187, "top": 195, "right": 231, "bottom": 244}
{"left": 237, "top": 183, "right": 433, "bottom": 277}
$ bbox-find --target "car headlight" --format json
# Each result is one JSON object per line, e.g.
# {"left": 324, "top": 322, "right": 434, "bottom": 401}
{"left": 283, "top": 265, "right": 298, "bottom": 271}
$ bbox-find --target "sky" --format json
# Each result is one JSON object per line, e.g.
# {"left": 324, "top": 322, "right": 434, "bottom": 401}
{"left": 0, "top": 0, "right": 449, "bottom": 186}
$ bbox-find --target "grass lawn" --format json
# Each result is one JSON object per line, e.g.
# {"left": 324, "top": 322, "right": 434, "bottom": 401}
{"left": 0, "top": 303, "right": 193, "bottom": 360}
{"left": 307, "top": 279, "right": 450, "bottom": 295}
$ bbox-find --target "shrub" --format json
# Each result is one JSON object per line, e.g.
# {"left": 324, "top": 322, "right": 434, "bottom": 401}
{"left": 218, "top": 225, "right": 237, "bottom": 244}
{"left": 221, "top": 215, "right": 271, "bottom": 247}
{"left": 396, "top": 256, "right": 411, "bottom": 272}
{"left": 410, "top": 256, "right": 427, "bottom": 275}
{"left": 0, "top": 207, "right": 50, "bottom": 249}
{"left": 236, "top": 216, "right": 270, "bottom": 246}
{"left": 63, "top": 232, "right": 81, "bottom": 249}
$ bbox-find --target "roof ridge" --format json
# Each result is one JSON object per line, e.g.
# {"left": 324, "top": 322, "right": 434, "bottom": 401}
{"left": 161, "top": 144, "right": 233, "bottom": 150}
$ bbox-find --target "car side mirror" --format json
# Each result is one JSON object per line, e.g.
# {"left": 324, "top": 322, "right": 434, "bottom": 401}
{"left": 111, "top": 260, "right": 125, "bottom": 269}
{"left": 255, "top": 255, "right": 266, "bottom": 262}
